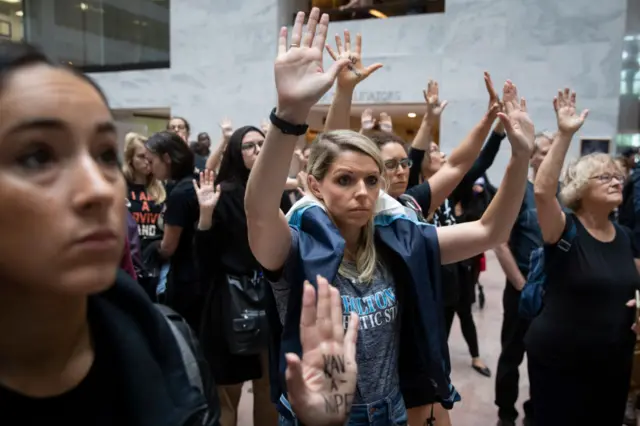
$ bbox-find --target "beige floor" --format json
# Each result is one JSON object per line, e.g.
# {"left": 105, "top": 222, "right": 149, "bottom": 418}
{"left": 236, "top": 252, "right": 530, "bottom": 425}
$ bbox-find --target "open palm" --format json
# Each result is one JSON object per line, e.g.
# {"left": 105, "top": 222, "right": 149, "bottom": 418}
{"left": 192, "top": 170, "right": 220, "bottom": 211}
{"left": 422, "top": 79, "right": 448, "bottom": 125}
{"left": 219, "top": 117, "right": 233, "bottom": 139}
{"left": 286, "top": 276, "right": 359, "bottom": 426}
{"left": 326, "top": 30, "right": 383, "bottom": 90}
{"left": 554, "top": 88, "right": 589, "bottom": 135}
{"left": 484, "top": 71, "right": 502, "bottom": 117}
{"left": 379, "top": 112, "right": 392, "bottom": 133}
{"left": 275, "top": 9, "right": 351, "bottom": 118}
{"left": 497, "top": 80, "right": 535, "bottom": 156}
{"left": 361, "top": 108, "right": 375, "bottom": 131}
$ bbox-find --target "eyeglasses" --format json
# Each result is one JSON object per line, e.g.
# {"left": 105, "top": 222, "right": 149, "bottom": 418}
{"left": 590, "top": 173, "right": 625, "bottom": 185}
{"left": 241, "top": 140, "right": 264, "bottom": 153}
{"left": 384, "top": 158, "right": 413, "bottom": 171}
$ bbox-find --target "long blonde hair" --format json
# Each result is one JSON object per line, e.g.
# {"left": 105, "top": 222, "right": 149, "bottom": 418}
{"left": 123, "top": 132, "right": 166, "bottom": 204}
{"left": 306, "top": 130, "right": 384, "bottom": 283}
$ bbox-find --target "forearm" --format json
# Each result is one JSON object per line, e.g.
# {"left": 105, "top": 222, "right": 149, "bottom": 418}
{"left": 451, "top": 130, "right": 505, "bottom": 203}
{"left": 411, "top": 118, "right": 432, "bottom": 151}
{"left": 194, "top": 228, "right": 216, "bottom": 283}
{"left": 197, "top": 209, "right": 214, "bottom": 231}
{"left": 534, "top": 131, "right": 572, "bottom": 198}
{"left": 447, "top": 114, "right": 494, "bottom": 171}
{"left": 245, "top": 110, "right": 303, "bottom": 220}
{"left": 158, "top": 240, "right": 173, "bottom": 259}
{"left": 324, "top": 87, "right": 353, "bottom": 132}
{"left": 467, "top": 130, "right": 505, "bottom": 180}
{"left": 493, "top": 243, "right": 526, "bottom": 289}
{"left": 479, "top": 153, "right": 529, "bottom": 243}
{"left": 407, "top": 148, "right": 425, "bottom": 188}
{"left": 285, "top": 178, "right": 299, "bottom": 191}
{"left": 205, "top": 139, "right": 228, "bottom": 171}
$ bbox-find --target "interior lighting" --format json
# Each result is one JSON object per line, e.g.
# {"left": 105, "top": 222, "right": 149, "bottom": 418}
{"left": 369, "top": 9, "right": 388, "bottom": 19}
{"left": 79, "top": 2, "right": 89, "bottom": 11}
{"left": 15, "top": 10, "right": 23, "bottom": 17}
{"left": 408, "top": 112, "right": 417, "bottom": 118}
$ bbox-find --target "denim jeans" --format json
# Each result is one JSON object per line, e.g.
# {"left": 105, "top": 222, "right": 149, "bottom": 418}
{"left": 156, "top": 263, "right": 169, "bottom": 296}
{"left": 278, "top": 388, "right": 407, "bottom": 426}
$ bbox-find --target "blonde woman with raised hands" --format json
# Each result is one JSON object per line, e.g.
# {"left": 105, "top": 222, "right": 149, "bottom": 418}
{"left": 245, "top": 8, "right": 535, "bottom": 426}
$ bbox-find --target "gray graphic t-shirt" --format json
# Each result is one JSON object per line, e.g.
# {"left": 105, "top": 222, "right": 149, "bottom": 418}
{"left": 269, "top": 228, "right": 400, "bottom": 404}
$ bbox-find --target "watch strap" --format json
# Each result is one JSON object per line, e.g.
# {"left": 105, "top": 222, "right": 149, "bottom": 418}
{"left": 269, "top": 108, "right": 309, "bottom": 136}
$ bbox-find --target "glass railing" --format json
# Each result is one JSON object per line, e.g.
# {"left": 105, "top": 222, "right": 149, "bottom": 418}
{"left": 295, "top": 0, "right": 444, "bottom": 23}
{"left": 22, "top": 0, "right": 170, "bottom": 72}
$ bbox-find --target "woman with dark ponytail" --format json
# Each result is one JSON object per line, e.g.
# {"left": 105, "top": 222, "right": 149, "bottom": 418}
{"left": 196, "top": 125, "right": 279, "bottom": 426}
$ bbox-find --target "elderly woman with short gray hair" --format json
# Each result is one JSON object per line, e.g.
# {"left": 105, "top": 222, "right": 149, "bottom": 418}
{"left": 528, "top": 88, "right": 640, "bottom": 425}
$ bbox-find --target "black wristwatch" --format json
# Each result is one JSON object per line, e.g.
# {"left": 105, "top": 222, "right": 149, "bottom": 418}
{"left": 269, "top": 108, "right": 309, "bottom": 136}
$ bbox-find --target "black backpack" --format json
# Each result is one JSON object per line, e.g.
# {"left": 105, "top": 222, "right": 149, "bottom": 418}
{"left": 156, "top": 304, "right": 220, "bottom": 426}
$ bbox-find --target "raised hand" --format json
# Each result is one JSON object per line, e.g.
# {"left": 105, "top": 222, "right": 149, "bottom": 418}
{"left": 554, "top": 88, "right": 589, "bottom": 135}
{"left": 496, "top": 81, "right": 535, "bottom": 157}
{"left": 260, "top": 118, "right": 270, "bottom": 135}
{"left": 325, "top": 30, "right": 383, "bottom": 90}
{"left": 297, "top": 168, "right": 309, "bottom": 187}
{"left": 219, "top": 117, "right": 233, "bottom": 140}
{"left": 484, "top": 71, "right": 502, "bottom": 117}
{"left": 275, "top": 9, "right": 351, "bottom": 123}
{"left": 177, "top": 130, "right": 189, "bottom": 144}
{"left": 379, "top": 112, "right": 392, "bottom": 133}
{"left": 422, "top": 79, "right": 448, "bottom": 125}
{"left": 192, "top": 170, "right": 221, "bottom": 212}
{"left": 286, "top": 276, "right": 359, "bottom": 426}
{"left": 361, "top": 108, "right": 375, "bottom": 131}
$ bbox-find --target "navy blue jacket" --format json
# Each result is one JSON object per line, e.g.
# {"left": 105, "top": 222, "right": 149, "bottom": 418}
{"left": 265, "top": 195, "right": 460, "bottom": 420}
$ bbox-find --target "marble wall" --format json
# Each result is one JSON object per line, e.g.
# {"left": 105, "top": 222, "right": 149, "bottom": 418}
{"left": 90, "top": 0, "right": 628, "bottom": 182}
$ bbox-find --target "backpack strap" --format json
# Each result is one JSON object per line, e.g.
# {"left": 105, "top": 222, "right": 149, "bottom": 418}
{"left": 556, "top": 213, "right": 577, "bottom": 253}
{"left": 155, "top": 304, "right": 204, "bottom": 394}
{"left": 398, "top": 194, "right": 426, "bottom": 222}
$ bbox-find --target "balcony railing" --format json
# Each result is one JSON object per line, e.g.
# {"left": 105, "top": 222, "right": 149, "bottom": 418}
{"left": 295, "top": 0, "right": 445, "bottom": 23}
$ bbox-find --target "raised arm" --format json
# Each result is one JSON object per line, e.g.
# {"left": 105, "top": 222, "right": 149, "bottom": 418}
{"left": 534, "top": 88, "right": 588, "bottom": 244}
{"left": 406, "top": 80, "right": 444, "bottom": 190}
{"left": 437, "top": 80, "right": 535, "bottom": 264}
{"left": 323, "top": 31, "right": 382, "bottom": 132}
{"left": 192, "top": 170, "right": 222, "bottom": 281}
{"left": 245, "top": 9, "right": 349, "bottom": 272}
{"left": 205, "top": 118, "right": 233, "bottom": 172}
{"left": 450, "top": 120, "right": 506, "bottom": 204}
{"left": 425, "top": 73, "right": 501, "bottom": 214}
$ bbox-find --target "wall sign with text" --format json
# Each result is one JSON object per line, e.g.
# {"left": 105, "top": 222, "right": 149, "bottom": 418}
{"left": 319, "top": 90, "right": 403, "bottom": 104}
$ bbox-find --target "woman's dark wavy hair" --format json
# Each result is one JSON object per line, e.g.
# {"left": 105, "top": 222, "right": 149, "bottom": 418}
{"left": 215, "top": 125, "right": 264, "bottom": 186}
{"left": 0, "top": 40, "right": 108, "bottom": 104}
{"left": 145, "top": 131, "right": 194, "bottom": 181}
